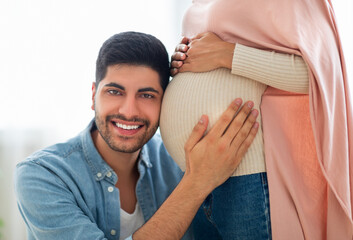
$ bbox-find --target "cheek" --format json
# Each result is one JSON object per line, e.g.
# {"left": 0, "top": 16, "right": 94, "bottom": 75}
{"left": 144, "top": 101, "right": 162, "bottom": 123}
{"left": 95, "top": 97, "right": 118, "bottom": 115}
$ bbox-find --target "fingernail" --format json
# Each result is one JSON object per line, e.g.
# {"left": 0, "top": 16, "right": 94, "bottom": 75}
{"left": 199, "top": 116, "right": 204, "bottom": 124}
{"left": 234, "top": 98, "right": 242, "bottom": 106}
{"left": 247, "top": 101, "right": 254, "bottom": 108}
{"left": 253, "top": 122, "right": 259, "bottom": 129}
{"left": 180, "top": 53, "right": 185, "bottom": 58}
{"left": 251, "top": 110, "right": 258, "bottom": 117}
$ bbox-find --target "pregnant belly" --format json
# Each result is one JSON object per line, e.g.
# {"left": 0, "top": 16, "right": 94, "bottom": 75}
{"left": 160, "top": 69, "right": 266, "bottom": 171}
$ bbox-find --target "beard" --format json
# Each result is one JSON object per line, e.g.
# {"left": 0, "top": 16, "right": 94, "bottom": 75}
{"left": 94, "top": 111, "right": 159, "bottom": 153}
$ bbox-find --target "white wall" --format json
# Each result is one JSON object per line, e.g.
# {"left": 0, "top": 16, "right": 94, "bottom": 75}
{"left": 0, "top": 0, "right": 191, "bottom": 133}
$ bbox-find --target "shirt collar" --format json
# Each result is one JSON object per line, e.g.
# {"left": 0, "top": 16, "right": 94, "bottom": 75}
{"left": 139, "top": 146, "right": 153, "bottom": 168}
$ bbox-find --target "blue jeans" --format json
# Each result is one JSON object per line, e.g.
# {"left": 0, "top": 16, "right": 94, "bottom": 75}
{"left": 192, "top": 172, "right": 272, "bottom": 240}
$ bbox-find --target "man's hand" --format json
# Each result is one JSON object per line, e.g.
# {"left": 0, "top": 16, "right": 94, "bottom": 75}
{"left": 184, "top": 98, "right": 258, "bottom": 193}
{"left": 133, "top": 98, "right": 259, "bottom": 240}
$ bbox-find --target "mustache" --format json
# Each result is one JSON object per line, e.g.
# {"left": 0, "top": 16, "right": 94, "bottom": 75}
{"left": 106, "top": 114, "right": 150, "bottom": 126}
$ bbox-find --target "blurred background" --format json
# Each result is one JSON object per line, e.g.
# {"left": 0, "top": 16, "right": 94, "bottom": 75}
{"left": 0, "top": 0, "right": 351, "bottom": 239}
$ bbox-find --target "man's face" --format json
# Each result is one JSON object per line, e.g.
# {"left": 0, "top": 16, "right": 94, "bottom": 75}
{"left": 91, "top": 64, "right": 163, "bottom": 153}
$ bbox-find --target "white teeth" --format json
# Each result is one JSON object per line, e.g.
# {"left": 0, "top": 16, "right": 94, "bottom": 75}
{"left": 115, "top": 122, "right": 140, "bottom": 130}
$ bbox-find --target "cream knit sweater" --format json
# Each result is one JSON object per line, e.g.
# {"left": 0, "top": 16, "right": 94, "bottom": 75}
{"left": 160, "top": 44, "right": 308, "bottom": 177}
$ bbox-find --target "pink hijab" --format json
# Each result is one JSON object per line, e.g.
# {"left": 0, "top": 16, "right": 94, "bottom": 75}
{"left": 183, "top": 0, "right": 353, "bottom": 238}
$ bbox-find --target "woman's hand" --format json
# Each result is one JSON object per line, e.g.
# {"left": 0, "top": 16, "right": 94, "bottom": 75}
{"left": 171, "top": 32, "right": 235, "bottom": 76}
{"left": 170, "top": 37, "right": 190, "bottom": 76}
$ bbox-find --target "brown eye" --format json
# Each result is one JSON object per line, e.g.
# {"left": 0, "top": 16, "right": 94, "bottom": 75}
{"left": 141, "top": 93, "right": 154, "bottom": 99}
{"left": 108, "top": 89, "right": 122, "bottom": 95}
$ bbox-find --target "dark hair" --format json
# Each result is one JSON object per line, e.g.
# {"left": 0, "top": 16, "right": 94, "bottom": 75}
{"left": 96, "top": 31, "right": 170, "bottom": 91}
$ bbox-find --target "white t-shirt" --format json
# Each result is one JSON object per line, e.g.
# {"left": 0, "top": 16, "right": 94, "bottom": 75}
{"left": 119, "top": 202, "right": 144, "bottom": 240}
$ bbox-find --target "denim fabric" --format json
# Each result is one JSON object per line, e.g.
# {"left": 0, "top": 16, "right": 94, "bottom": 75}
{"left": 192, "top": 172, "right": 272, "bottom": 240}
{"left": 14, "top": 120, "right": 192, "bottom": 240}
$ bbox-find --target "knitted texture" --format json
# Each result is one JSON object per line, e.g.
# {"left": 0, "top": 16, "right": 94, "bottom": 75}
{"left": 160, "top": 44, "right": 308, "bottom": 176}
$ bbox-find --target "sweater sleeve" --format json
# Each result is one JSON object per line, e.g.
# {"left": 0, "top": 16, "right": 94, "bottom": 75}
{"left": 231, "top": 44, "right": 309, "bottom": 94}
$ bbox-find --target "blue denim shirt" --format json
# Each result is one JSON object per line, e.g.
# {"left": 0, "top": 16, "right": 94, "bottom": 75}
{"left": 14, "top": 121, "right": 193, "bottom": 240}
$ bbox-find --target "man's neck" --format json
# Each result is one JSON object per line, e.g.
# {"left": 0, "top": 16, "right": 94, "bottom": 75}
{"left": 91, "top": 129, "right": 141, "bottom": 213}
{"left": 91, "top": 129, "right": 140, "bottom": 176}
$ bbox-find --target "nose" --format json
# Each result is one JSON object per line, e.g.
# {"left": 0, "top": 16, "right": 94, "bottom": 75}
{"left": 118, "top": 95, "right": 140, "bottom": 120}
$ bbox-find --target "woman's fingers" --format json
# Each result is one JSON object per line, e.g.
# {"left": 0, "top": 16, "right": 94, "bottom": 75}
{"left": 179, "top": 36, "right": 190, "bottom": 45}
{"left": 171, "top": 58, "right": 184, "bottom": 68}
{"left": 170, "top": 44, "right": 189, "bottom": 76}
{"left": 170, "top": 68, "right": 178, "bottom": 77}
{"left": 175, "top": 43, "right": 189, "bottom": 53}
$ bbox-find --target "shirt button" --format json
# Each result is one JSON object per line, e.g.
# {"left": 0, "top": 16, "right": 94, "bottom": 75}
{"left": 96, "top": 172, "right": 102, "bottom": 178}
{"left": 106, "top": 171, "right": 112, "bottom": 177}
{"left": 108, "top": 186, "right": 114, "bottom": 192}
{"left": 111, "top": 229, "right": 116, "bottom": 235}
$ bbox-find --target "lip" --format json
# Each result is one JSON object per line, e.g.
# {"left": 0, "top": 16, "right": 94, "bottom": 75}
{"left": 111, "top": 120, "right": 144, "bottom": 136}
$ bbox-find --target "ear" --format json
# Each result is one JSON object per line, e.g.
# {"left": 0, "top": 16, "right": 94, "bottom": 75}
{"left": 91, "top": 82, "right": 97, "bottom": 110}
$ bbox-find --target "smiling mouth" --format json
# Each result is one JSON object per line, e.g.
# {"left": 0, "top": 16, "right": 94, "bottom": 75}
{"left": 114, "top": 122, "right": 143, "bottom": 130}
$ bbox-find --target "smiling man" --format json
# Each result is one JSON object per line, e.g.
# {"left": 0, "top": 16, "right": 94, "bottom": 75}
{"left": 14, "top": 32, "right": 259, "bottom": 240}
{"left": 92, "top": 65, "right": 162, "bottom": 155}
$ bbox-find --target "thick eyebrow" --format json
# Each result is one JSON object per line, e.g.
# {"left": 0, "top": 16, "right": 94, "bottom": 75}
{"left": 104, "top": 82, "right": 125, "bottom": 90}
{"left": 104, "top": 83, "right": 160, "bottom": 94}
{"left": 138, "top": 87, "right": 160, "bottom": 94}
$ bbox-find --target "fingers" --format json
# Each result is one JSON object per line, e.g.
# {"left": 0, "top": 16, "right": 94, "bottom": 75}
{"left": 179, "top": 36, "right": 189, "bottom": 45}
{"left": 228, "top": 108, "right": 258, "bottom": 150}
{"left": 232, "top": 121, "right": 259, "bottom": 159}
{"left": 171, "top": 51, "right": 187, "bottom": 62}
{"left": 175, "top": 43, "right": 189, "bottom": 53}
{"left": 170, "top": 68, "right": 178, "bottom": 77}
{"left": 184, "top": 115, "right": 209, "bottom": 154}
{"left": 207, "top": 98, "right": 243, "bottom": 137}
{"left": 222, "top": 101, "right": 255, "bottom": 141}
{"left": 170, "top": 59, "right": 184, "bottom": 68}
{"left": 170, "top": 47, "right": 188, "bottom": 76}
{"left": 170, "top": 55, "right": 185, "bottom": 76}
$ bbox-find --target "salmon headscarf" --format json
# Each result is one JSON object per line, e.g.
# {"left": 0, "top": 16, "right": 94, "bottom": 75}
{"left": 182, "top": 0, "right": 353, "bottom": 238}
